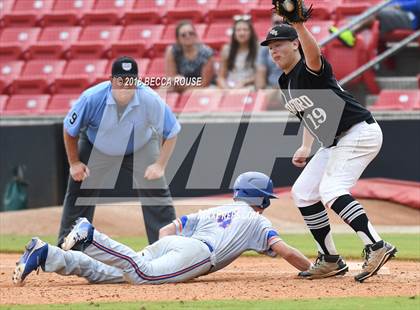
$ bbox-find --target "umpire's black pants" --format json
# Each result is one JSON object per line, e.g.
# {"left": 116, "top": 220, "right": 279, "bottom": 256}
{"left": 57, "top": 132, "right": 176, "bottom": 247}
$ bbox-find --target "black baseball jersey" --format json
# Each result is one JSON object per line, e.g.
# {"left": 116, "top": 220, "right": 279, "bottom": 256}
{"left": 278, "top": 56, "right": 372, "bottom": 147}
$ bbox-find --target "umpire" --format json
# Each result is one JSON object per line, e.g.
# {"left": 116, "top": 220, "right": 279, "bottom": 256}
{"left": 58, "top": 56, "right": 180, "bottom": 247}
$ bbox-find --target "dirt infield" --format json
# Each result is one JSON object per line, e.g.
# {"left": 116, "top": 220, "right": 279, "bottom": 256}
{"left": 1, "top": 197, "right": 419, "bottom": 305}
{"left": 1, "top": 196, "right": 419, "bottom": 236}
{"left": 0, "top": 254, "right": 418, "bottom": 305}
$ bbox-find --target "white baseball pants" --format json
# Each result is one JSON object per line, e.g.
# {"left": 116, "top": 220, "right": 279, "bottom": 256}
{"left": 291, "top": 121, "right": 383, "bottom": 208}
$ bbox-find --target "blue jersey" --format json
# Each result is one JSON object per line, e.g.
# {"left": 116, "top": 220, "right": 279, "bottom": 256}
{"left": 64, "top": 81, "right": 181, "bottom": 156}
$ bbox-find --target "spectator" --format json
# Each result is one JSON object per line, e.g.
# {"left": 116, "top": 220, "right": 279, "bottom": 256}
{"left": 256, "top": 14, "right": 284, "bottom": 89}
{"left": 217, "top": 15, "right": 259, "bottom": 90}
{"left": 330, "top": 0, "right": 420, "bottom": 47}
{"left": 377, "top": 0, "right": 419, "bottom": 34}
{"left": 165, "top": 20, "right": 215, "bottom": 92}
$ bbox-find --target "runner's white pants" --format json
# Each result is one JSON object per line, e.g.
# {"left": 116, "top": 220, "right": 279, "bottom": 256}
{"left": 44, "top": 233, "right": 213, "bottom": 284}
{"left": 291, "top": 121, "right": 383, "bottom": 208}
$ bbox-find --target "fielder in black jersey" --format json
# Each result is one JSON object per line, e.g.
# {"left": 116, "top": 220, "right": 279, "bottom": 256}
{"left": 261, "top": 22, "right": 397, "bottom": 282}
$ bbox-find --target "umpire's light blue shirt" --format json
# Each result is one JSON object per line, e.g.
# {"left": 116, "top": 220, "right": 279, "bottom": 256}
{"left": 64, "top": 81, "right": 181, "bottom": 156}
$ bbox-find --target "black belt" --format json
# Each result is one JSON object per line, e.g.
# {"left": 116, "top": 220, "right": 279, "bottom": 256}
{"left": 202, "top": 240, "right": 214, "bottom": 253}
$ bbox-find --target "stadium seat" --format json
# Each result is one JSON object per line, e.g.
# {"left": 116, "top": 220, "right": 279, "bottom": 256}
{"left": 54, "top": 59, "right": 109, "bottom": 93}
{"left": 153, "top": 23, "right": 207, "bottom": 56}
{"left": 177, "top": 89, "right": 223, "bottom": 113}
{"left": 10, "top": 60, "right": 67, "bottom": 94}
{"left": 27, "top": 26, "right": 82, "bottom": 59}
{"left": 82, "top": 0, "right": 135, "bottom": 25}
{"left": 203, "top": 22, "right": 233, "bottom": 50}
{"left": 0, "top": 0, "right": 15, "bottom": 14}
{"left": 122, "top": 0, "right": 177, "bottom": 25}
{"left": 324, "top": 35, "right": 367, "bottom": 83}
{"left": 109, "top": 25, "right": 165, "bottom": 58}
{"left": 217, "top": 90, "right": 259, "bottom": 112}
{"left": 2, "top": 0, "right": 54, "bottom": 27}
{"left": 371, "top": 90, "right": 420, "bottom": 110}
{"left": 103, "top": 58, "right": 150, "bottom": 81}
{"left": 69, "top": 25, "right": 123, "bottom": 59}
{"left": 44, "top": 94, "right": 80, "bottom": 115}
{"left": 382, "top": 29, "right": 415, "bottom": 43}
{"left": 0, "top": 95, "right": 9, "bottom": 111}
{"left": 0, "top": 61, "right": 25, "bottom": 93}
{"left": 145, "top": 57, "right": 165, "bottom": 78}
{"left": 253, "top": 21, "right": 272, "bottom": 41}
{"left": 305, "top": 20, "right": 335, "bottom": 42}
{"left": 250, "top": 4, "right": 273, "bottom": 23}
{"left": 0, "top": 27, "right": 41, "bottom": 59}
{"left": 3, "top": 94, "right": 50, "bottom": 115}
{"left": 165, "top": 0, "right": 218, "bottom": 24}
{"left": 207, "top": 0, "right": 258, "bottom": 22}
{"left": 42, "top": 0, "right": 95, "bottom": 26}
{"left": 155, "top": 90, "right": 180, "bottom": 111}
{"left": 335, "top": 3, "right": 370, "bottom": 23}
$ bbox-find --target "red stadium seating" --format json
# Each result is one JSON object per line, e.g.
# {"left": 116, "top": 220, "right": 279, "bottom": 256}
{"left": 250, "top": 5, "right": 273, "bottom": 23}
{"left": 54, "top": 59, "right": 109, "bottom": 93}
{"left": 177, "top": 89, "right": 222, "bottom": 113}
{"left": 155, "top": 90, "right": 180, "bottom": 111}
{"left": 27, "top": 26, "right": 82, "bottom": 59}
{"left": 371, "top": 90, "right": 420, "bottom": 110}
{"left": 2, "top": 0, "right": 54, "bottom": 27}
{"left": 0, "top": 95, "right": 9, "bottom": 111}
{"left": 253, "top": 21, "right": 272, "bottom": 41}
{"left": 153, "top": 23, "right": 207, "bottom": 56}
{"left": 69, "top": 25, "right": 123, "bottom": 59}
{"left": 110, "top": 25, "right": 165, "bottom": 58}
{"left": 254, "top": 89, "right": 286, "bottom": 111}
{"left": 0, "top": 27, "right": 41, "bottom": 59}
{"left": 217, "top": 90, "right": 258, "bottom": 112}
{"left": 0, "top": 61, "right": 24, "bottom": 93}
{"left": 42, "top": 0, "right": 95, "bottom": 26}
{"left": 207, "top": 0, "right": 258, "bottom": 22}
{"left": 122, "top": 0, "right": 177, "bottom": 25}
{"left": 44, "top": 94, "right": 80, "bottom": 115}
{"left": 3, "top": 94, "right": 50, "bottom": 115}
{"left": 145, "top": 58, "right": 165, "bottom": 78}
{"left": 324, "top": 35, "right": 367, "bottom": 84}
{"left": 10, "top": 60, "right": 67, "bottom": 94}
{"left": 82, "top": 0, "right": 135, "bottom": 25}
{"left": 203, "top": 22, "right": 233, "bottom": 50}
{"left": 165, "top": 0, "right": 218, "bottom": 24}
{"left": 104, "top": 58, "right": 150, "bottom": 79}
{"left": 305, "top": 20, "right": 335, "bottom": 42}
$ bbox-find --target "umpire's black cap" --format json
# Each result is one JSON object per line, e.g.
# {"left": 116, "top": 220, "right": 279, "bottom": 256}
{"left": 260, "top": 23, "right": 298, "bottom": 46}
{"left": 111, "top": 56, "right": 138, "bottom": 77}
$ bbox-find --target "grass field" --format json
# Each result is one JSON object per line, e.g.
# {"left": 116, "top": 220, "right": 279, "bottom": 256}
{"left": 1, "top": 233, "right": 419, "bottom": 260}
{"left": 1, "top": 296, "right": 419, "bottom": 310}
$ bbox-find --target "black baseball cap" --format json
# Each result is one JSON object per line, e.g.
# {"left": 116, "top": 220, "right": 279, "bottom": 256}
{"left": 111, "top": 56, "right": 138, "bottom": 77}
{"left": 260, "top": 24, "right": 298, "bottom": 46}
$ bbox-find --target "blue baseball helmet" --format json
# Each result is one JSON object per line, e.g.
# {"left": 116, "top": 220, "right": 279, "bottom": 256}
{"left": 233, "top": 172, "right": 278, "bottom": 209}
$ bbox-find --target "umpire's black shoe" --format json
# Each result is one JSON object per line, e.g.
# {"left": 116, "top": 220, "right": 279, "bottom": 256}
{"left": 354, "top": 240, "right": 397, "bottom": 283}
{"left": 298, "top": 252, "right": 349, "bottom": 280}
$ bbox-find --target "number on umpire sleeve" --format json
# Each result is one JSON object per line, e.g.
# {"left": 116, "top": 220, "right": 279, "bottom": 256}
{"left": 69, "top": 112, "right": 78, "bottom": 125}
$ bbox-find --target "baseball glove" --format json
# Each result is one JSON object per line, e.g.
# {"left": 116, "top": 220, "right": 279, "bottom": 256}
{"left": 272, "top": 0, "right": 313, "bottom": 23}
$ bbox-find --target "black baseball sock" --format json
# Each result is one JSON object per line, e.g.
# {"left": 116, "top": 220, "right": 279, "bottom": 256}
{"left": 331, "top": 194, "right": 381, "bottom": 245}
{"left": 299, "top": 201, "right": 337, "bottom": 255}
